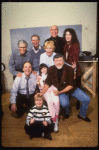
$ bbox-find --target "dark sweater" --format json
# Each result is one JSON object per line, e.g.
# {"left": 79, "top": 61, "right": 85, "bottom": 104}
{"left": 45, "top": 36, "right": 65, "bottom": 54}
{"left": 56, "top": 67, "right": 63, "bottom": 84}
{"left": 29, "top": 46, "right": 45, "bottom": 71}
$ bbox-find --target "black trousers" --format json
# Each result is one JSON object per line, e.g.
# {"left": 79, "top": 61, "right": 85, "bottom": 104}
{"left": 9, "top": 92, "right": 35, "bottom": 116}
{"left": 24, "top": 121, "right": 53, "bottom": 137}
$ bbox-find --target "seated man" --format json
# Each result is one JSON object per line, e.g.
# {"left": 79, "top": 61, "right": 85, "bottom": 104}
{"left": 9, "top": 61, "right": 37, "bottom": 118}
{"left": 39, "top": 53, "right": 91, "bottom": 122}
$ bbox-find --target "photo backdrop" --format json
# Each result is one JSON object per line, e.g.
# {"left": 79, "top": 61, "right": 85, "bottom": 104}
{"left": 10, "top": 24, "right": 82, "bottom": 52}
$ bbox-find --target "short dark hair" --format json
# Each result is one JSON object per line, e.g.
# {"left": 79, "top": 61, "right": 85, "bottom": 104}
{"left": 31, "top": 34, "right": 40, "bottom": 40}
{"left": 39, "top": 63, "right": 48, "bottom": 75}
{"left": 22, "top": 61, "right": 33, "bottom": 69}
{"left": 53, "top": 53, "right": 65, "bottom": 61}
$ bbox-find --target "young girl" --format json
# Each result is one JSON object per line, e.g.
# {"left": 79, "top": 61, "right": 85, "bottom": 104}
{"left": 37, "top": 63, "right": 60, "bottom": 133}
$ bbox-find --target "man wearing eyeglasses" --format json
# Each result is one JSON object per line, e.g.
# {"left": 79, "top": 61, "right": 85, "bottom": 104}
{"left": 9, "top": 40, "right": 32, "bottom": 80}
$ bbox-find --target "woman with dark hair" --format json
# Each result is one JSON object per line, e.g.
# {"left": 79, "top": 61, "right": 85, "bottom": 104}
{"left": 63, "top": 28, "right": 82, "bottom": 110}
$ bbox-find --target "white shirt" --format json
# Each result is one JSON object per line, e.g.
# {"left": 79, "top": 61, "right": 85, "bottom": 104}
{"left": 10, "top": 73, "right": 37, "bottom": 104}
{"left": 40, "top": 52, "right": 56, "bottom": 67}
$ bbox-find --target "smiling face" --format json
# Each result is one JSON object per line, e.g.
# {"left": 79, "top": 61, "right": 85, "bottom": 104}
{"left": 23, "top": 62, "right": 32, "bottom": 77}
{"left": 54, "top": 57, "right": 64, "bottom": 69}
{"left": 50, "top": 25, "right": 58, "bottom": 38}
{"left": 18, "top": 43, "right": 27, "bottom": 55}
{"left": 41, "top": 67, "right": 48, "bottom": 74}
{"left": 35, "top": 97, "right": 43, "bottom": 109}
{"left": 65, "top": 31, "right": 72, "bottom": 42}
{"left": 45, "top": 45, "right": 54, "bottom": 56}
{"left": 31, "top": 36, "right": 40, "bottom": 49}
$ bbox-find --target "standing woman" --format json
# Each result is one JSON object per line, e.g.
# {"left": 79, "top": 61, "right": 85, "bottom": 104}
{"left": 63, "top": 28, "right": 82, "bottom": 110}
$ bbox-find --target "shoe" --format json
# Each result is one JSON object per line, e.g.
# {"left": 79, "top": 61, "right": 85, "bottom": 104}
{"left": 78, "top": 114, "right": 91, "bottom": 122}
{"left": 54, "top": 123, "right": 59, "bottom": 133}
{"left": 42, "top": 132, "right": 52, "bottom": 140}
{"left": 63, "top": 114, "right": 69, "bottom": 121}
{"left": 42, "top": 132, "right": 44, "bottom": 138}
{"left": 76, "top": 100, "right": 80, "bottom": 110}
{"left": 11, "top": 112, "right": 18, "bottom": 118}
{"left": 29, "top": 134, "right": 33, "bottom": 139}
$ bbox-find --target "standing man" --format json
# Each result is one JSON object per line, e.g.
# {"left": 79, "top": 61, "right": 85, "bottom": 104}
{"left": 9, "top": 40, "right": 32, "bottom": 80}
{"left": 45, "top": 25, "right": 65, "bottom": 54}
{"left": 30, "top": 35, "right": 45, "bottom": 74}
{"left": 38, "top": 53, "right": 91, "bottom": 122}
{"left": 10, "top": 61, "right": 37, "bottom": 118}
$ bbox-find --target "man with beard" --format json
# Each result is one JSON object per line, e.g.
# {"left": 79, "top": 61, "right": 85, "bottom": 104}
{"left": 37, "top": 53, "right": 91, "bottom": 122}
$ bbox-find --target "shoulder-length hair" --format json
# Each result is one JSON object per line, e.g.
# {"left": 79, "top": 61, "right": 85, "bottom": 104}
{"left": 63, "top": 28, "right": 80, "bottom": 44}
{"left": 39, "top": 63, "right": 49, "bottom": 76}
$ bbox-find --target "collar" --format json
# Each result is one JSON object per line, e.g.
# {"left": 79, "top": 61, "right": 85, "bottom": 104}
{"left": 32, "top": 45, "right": 41, "bottom": 53}
{"left": 45, "top": 52, "right": 54, "bottom": 58}
{"left": 23, "top": 72, "right": 32, "bottom": 79}
{"left": 50, "top": 36, "right": 58, "bottom": 39}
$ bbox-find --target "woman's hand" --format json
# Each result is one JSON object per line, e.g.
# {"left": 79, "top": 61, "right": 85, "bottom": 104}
{"left": 71, "top": 61, "right": 76, "bottom": 69}
{"left": 17, "top": 72, "right": 22, "bottom": 78}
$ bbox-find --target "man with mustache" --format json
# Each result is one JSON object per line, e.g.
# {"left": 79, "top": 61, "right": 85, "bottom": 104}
{"left": 38, "top": 53, "right": 91, "bottom": 122}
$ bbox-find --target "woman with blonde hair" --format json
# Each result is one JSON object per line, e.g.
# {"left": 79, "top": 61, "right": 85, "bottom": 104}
{"left": 40, "top": 40, "right": 56, "bottom": 67}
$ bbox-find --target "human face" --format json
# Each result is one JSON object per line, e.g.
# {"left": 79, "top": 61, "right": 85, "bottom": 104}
{"left": 23, "top": 62, "right": 32, "bottom": 77}
{"left": 65, "top": 31, "right": 72, "bottom": 42}
{"left": 31, "top": 36, "right": 40, "bottom": 48}
{"left": 54, "top": 57, "right": 64, "bottom": 69}
{"left": 41, "top": 67, "right": 47, "bottom": 74}
{"left": 45, "top": 45, "right": 53, "bottom": 56}
{"left": 35, "top": 98, "right": 43, "bottom": 109}
{"left": 18, "top": 44, "right": 27, "bottom": 55}
{"left": 50, "top": 25, "right": 58, "bottom": 38}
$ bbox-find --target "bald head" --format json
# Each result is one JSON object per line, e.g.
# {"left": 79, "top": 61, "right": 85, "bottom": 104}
{"left": 50, "top": 25, "right": 58, "bottom": 37}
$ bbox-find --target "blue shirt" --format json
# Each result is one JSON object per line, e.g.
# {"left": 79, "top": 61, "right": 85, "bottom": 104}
{"left": 10, "top": 73, "right": 37, "bottom": 104}
{"left": 29, "top": 46, "right": 45, "bottom": 71}
{"left": 9, "top": 50, "right": 32, "bottom": 76}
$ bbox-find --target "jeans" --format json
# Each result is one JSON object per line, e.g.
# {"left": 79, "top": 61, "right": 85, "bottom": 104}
{"left": 59, "top": 88, "right": 90, "bottom": 118}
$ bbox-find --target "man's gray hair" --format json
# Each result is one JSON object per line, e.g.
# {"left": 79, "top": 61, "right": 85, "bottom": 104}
{"left": 18, "top": 40, "right": 28, "bottom": 47}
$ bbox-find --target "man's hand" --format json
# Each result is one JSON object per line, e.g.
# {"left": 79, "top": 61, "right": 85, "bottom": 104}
{"left": 30, "top": 119, "right": 35, "bottom": 124}
{"left": 34, "top": 93, "right": 42, "bottom": 100}
{"left": 32, "top": 71, "right": 37, "bottom": 76}
{"left": 17, "top": 72, "right": 22, "bottom": 78}
{"left": 53, "top": 90, "right": 59, "bottom": 96}
{"left": 11, "top": 103, "right": 17, "bottom": 112}
{"left": 43, "top": 121, "right": 48, "bottom": 126}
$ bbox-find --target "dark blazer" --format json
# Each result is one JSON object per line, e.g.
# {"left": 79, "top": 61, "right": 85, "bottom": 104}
{"left": 45, "top": 36, "right": 65, "bottom": 55}
{"left": 63, "top": 43, "right": 81, "bottom": 77}
{"left": 45, "top": 64, "right": 77, "bottom": 94}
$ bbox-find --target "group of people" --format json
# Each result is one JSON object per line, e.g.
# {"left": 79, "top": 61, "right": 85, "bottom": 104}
{"left": 9, "top": 25, "right": 91, "bottom": 140}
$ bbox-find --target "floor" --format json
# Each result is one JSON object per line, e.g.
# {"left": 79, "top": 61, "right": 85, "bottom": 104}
{"left": 1, "top": 90, "right": 98, "bottom": 147}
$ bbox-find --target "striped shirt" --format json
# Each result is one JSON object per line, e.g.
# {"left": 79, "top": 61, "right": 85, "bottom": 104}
{"left": 25, "top": 105, "right": 51, "bottom": 126}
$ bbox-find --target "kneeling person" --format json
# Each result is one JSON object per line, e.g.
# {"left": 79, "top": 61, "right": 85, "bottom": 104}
{"left": 24, "top": 94, "right": 52, "bottom": 140}
{"left": 10, "top": 61, "right": 37, "bottom": 118}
